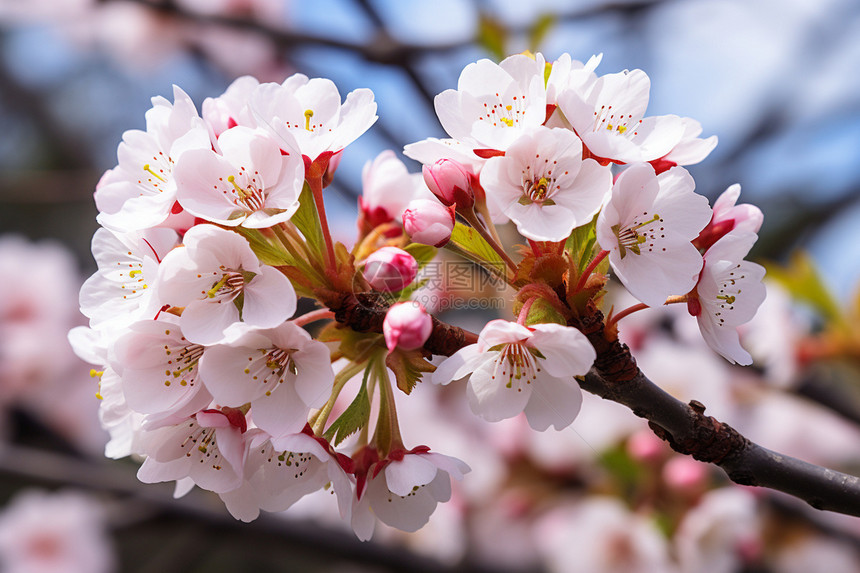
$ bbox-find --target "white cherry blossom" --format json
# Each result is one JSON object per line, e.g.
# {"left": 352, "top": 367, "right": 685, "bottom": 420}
{"left": 155, "top": 224, "right": 296, "bottom": 345}
{"left": 199, "top": 322, "right": 333, "bottom": 437}
{"left": 174, "top": 126, "right": 303, "bottom": 228}
{"left": 351, "top": 447, "right": 469, "bottom": 540}
{"left": 249, "top": 73, "right": 377, "bottom": 161}
{"left": 557, "top": 68, "right": 686, "bottom": 164}
{"left": 433, "top": 320, "right": 596, "bottom": 431}
{"left": 596, "top": 164, "right": 711, "bottom": 308}
{"left": 359, "top": 150, "right": 430, "bottom": 228}
{"left": 202, "top": 75, "right": 259, "bottom": 138}
{"left": 480, "top": 126, "right": 611, "bottom": 241}
{"left": 693, "top": 230, "right": 767, "bottom": 365}
{"left": 219, "top": 428, "right": 353, "bottom": 522}
{"left": 111, "top": 317, "right": 212, "bottom": 419}
{"left": 137, "top": 407, "right": 248, "bottom": 494}
{"left": 433, "top": 53, "right": 548, "bottom": 153}
{"left": 651, "top": 117, "right": 718, "bottom": 173}
{"left": 79, "top": 227, "right": 179, "bottom": 329}
{"left": 95, "top": 86, "right": 212, "bottom": 232}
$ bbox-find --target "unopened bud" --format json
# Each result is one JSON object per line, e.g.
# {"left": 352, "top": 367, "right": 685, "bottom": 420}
{"left": 363, "top": 247, "right": 418, "bottom": 292}
{"left": 662, "top": 456, "right": 708, "bottom": 495}
{"left": 383, "top": 302, "right": 433, "bottom": 352}
{"left": 402, "top": 199, "right": 455, "bottom": 247}
{"left": 423, "top": 159, "right": 474, "bottom": 208}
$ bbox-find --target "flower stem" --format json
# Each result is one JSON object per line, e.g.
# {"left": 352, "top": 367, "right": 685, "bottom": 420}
{"left": 606, "top": 295, "right": 689, "bottom": 330}
{"left": 307, "top": 174, "right": 337, "bottom": 272}
{"left": 574, "top": 249, "right": 609, "bottom": 293}
{"left": 460, "top": 208, "right": 518, "bottom": 274}
{"left": 293, "top": 308, "right": 334, "bottom": 327}
{"left": 272, "top": 224, "right": 325, "bottom": 283}
{"left": 311, "top": 360, "right": 366, "bottom": 435}
{"left": 517, "top": 296, "right": 539, "bottom": 325}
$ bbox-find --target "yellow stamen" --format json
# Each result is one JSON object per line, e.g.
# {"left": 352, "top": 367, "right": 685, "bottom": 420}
{"left": 207, "top": 274, "right": 230, "bottom": 298}
{"left": 227, "top": 175, "right": 250, "bottom": 199}
{"left": 304, "top": 109, "right": 314, "bottom": 131}
{"left": 617, "top": 125, "right": 627, "bottom": 134}
{"left": 90, "top": 369, "right": 104, "bottom": 379}
{"left": 716, "top": 294, "right": 736, "bottom": 304}
{"left": 501, "top": 117, "right": 514, "bottom": 127}
{"left": 143, "top": 164, "right": 166, "bottom": 182}
{"left": 129, "top": 270, "right": 142, "bottom": 278}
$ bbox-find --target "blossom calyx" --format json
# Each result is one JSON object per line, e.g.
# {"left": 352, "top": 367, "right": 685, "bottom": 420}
{"left": 422, "top": 159, "right": 474, "bottom": 209}
{"left": 402, "top": 199, "right": 455, "bottom": 247}
{"left": 362, "top": 247, "right": 418, "bottom": 292}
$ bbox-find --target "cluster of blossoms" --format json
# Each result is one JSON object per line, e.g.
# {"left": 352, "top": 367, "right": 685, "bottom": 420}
{"left": 71, "top": 51, "right": 767, "bottom": 539}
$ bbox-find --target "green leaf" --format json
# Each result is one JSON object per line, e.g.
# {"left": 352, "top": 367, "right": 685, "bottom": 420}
{"left": 528, "top": 13, "right": 556, "bottom": 52}
{"left": 323, "top": 367, "right": 371, "bottom": 446}
{"left": 291, "top": 183, "right": 325, "bottom": 262}
{"left": 233, "top": 227, "right": 294, "bottom": 267}
{"left": 765, "top": 252, "right": 844, "bottom": 327}
{"left": 565, "top": 216, "right": 598, "bottom": 274}
{"left": 477, "top": 13, "right": 507, "bottom": 61}
{"left": 524, "top": 297, "right": 567, "bottom": 326}
{"left": 449, "top": 222, "right": 507, "bottom": 276}
{"left": 403, "top": 243, "right": 437, "bottom": 270}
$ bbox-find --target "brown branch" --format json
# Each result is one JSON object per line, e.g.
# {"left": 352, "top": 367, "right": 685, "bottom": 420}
{"left": 324, "top": 292, "right": 860, "bottom": 517}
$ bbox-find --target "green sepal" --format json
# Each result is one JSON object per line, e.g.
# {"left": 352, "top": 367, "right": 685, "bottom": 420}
{"left": 233, "top": 227, "right": 294, "bottom": 267}
{"left": 448, "top": 222, "right": 507, "bottom": 277}
{"left": 385, "top": 348, "right": 436, "bottom": 395}
{"left": 292, "top": 182, "right": 325, "bottom": 263}
{"left": 524, "top": 297, "right": 567, "bottom": 326}
{"left": 565, "top": 215, "right": 599, "bottom": 275}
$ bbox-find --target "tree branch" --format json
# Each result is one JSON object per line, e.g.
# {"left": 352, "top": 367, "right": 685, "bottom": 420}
{"left": 325, "top": 291, "right": 860, "bottom": 517}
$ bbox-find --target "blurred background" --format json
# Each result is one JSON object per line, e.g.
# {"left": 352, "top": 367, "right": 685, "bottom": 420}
{"left": 1, "top": 0, "right": 860, "bottom": 571}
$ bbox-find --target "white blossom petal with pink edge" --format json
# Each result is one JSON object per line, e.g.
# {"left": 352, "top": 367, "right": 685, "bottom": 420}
{"left": 155, "top": 224, "right": 296, "bottom": 345}
{"left": 220, "top": 429, "right": 353, "bottom": 522}
{"left": 597, "top": 164, "right": 711, "bottom": 308}
{"left": 202, "top": 75, "right": 260, "bottom": 138}
{"left": 481, "top": 126, "right": 611, "bottom": 241}
{"left": 712, "top": 184, "right": 763, "bottom": 235}
{"left": 558, "top": 68, "right": 686, "bottom": 164}
{"left": 80, "top": 227, "right": 179, "bottom": 329}
{"left": 359, "top": 150, "right": 431, "bottom": 226}
{"left": 434, "top": 320, "right": 594, "bottom": 430}
{"left": 545, "top": 53, "right": 602, "bottom": 105}
{"left": 352, "top": 449, "right": 469, "bottom": 538}
{"left": 695, "top": 231, "right": 767, "bottom": 365}
{"left": 111, "top": 318, "right": 212, "bottom": 418}
{"left": 434, "top": 54, "right": 547, "bottom": 153}
{"left": 174, "top": 126, "right": 302, "bottom": 229}
{"left": 249, "top": 74, "right": 377, "bottom": 161}
{"left": 199, "top": 322, "right": 333, "bottom": 437}
{"left": 96, "top": 86, "right": 212, "bottom": 232}
{"left": 137, "top": 408, "right": 248, "bottom": 494}
{"left": 660, "top": 117, "right": 718, "bottom": 167}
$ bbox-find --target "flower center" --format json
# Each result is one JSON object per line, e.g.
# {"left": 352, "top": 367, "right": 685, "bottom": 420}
{"left": 137, "top": 152, "right": 174, "bottom": 195}
{"left": 226, "top": 174, "right": 265, "bottom": 213}
{"left": 491, "top": 343, "right": 543, "bottom": 390}
{"left": 712, "top": 264, "right": 746, "bottom": 326}
{"left": 244, "top": 347, "right": 299, "bottom": 396}
{"left": 591, "top": 105, "right": 641, "bottom": 137}
{"left": 480, "top": 94, "right": 527, "bottom": 129}
{"left": 162, "top": 339, "right": 204, "bottom": 388}
{"left": 611, "top": 213, "right": 662, "bottom": 259}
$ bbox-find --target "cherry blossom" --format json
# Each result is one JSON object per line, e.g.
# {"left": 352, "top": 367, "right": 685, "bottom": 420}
{"left": 596, "top": 163, "right": 711, "bottom": 308}
{"left": 557, "top": 68, "right": 686, "bottom": 164}
{"left": 650, "top": 117, "right": 718, "bottom": 174}
{"left": 359, "top": 150, "right": 429, "bottom": 229}
{"left": 174, "top": 126, "right": 303, "bottom": 228}
{"left": 202, "top": 76, "right": 259, "bottom": 138}
{"left": 691, "top": 231, "right": 766, "bottom": 365}
{"left": 480, "top": 126, "right": 611, "bottom": 241}
{"left": 199, "top": 322, "right": 333, "bottom": 437}
{"left": 402, "top": 198, "right": 455, "bottom": 247}
{"left": 137, "top": 407, "right": 249, "bottom": 494}
{"left": 249, "top": 73, "right": 377, "bottom": 162}
{"left": 79, "top": 227, "right": 179, "bottom": 329}
{"left": 433, "top": 320, "right": 596, "bottom": 431}
{"left": 219, "top": 427, "right": 353, "bottom": 522}
{"left": 433, "top": 53, "right": 548, "bottom": 153}
{"left": 155, "top": 224, "right": 296, "bottom": 345}
{"left": 95, "top": 86, "right": 212, "bottom": 232}
{"left": 351, "top": 447, "right": 469, "bottom": 541}
{"left": 111, "top": 317, "right": 212, "bottom": 419}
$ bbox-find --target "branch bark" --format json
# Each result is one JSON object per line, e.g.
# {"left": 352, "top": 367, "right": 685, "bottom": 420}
{"left": 326, "top": 291, "right": 860, "bottom": 517}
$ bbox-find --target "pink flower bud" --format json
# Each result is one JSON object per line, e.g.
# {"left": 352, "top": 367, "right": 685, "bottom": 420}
{"left": 363, "top": 247, "right": 418, "bottom": 292}
{"left": 383, "top": 302, "right": 433, "bottom": 352}
{"left": 423, "top": 159, "right": 474, "bottom": 209}
{"left": 402, "top": 199, "right": 455, "bottom": 247}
